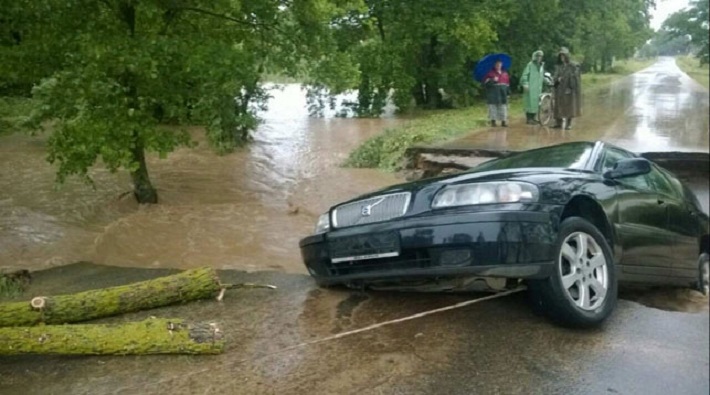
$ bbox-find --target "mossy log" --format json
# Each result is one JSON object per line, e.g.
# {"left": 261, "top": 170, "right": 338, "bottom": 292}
{"left": 0, "top": 318, "right": 224, "bottom": 355}
{"left": 0, "top": 267, "right": 222, "bottom": 327}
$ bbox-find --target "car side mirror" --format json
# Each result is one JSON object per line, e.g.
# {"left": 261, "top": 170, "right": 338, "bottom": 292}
{"left": 603, "top": 158, "right": 652, "bottom": 180}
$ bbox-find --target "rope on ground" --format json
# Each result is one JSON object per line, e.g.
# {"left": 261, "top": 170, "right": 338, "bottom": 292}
{"left": 260, "top": 286, "right": 527, "bottom": 357}
{"left": 127, "top": 286, "right": 527, "bottom": 391}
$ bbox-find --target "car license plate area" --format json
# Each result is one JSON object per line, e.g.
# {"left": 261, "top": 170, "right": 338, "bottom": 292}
{"left": 329, "top": 232, "right": 400, "bottom": 263}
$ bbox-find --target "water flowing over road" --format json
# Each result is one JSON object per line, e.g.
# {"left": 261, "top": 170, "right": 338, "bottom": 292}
{"left": 0, "top": 84, "right": 399, "bottom": 273}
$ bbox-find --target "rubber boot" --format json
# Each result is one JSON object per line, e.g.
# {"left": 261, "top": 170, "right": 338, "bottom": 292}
{"left": 552, "top": 118, "right": 563, "bottom": 129}
{"left": 490, "top": 120, "right": 496, "bottom": 127}
{"left": 501, "top": 120, "right": 508, "bottom": 127}
{"left": 526, "top": 113, "right": 536, "bottom": 125}
{"left": 565, "top": 118, "right": 573, "bottom": 130}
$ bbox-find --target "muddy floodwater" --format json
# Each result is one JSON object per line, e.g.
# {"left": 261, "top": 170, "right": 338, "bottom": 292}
{"left": 0, "top": 85, "right": 399, "bottom": 273}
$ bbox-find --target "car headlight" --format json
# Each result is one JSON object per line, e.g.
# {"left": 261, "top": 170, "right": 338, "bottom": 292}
{"left": 432, "top": 182, "right": 539, "bottom": 208}
{"left": 314, "top": 212, "right": 331, "bottom": 234}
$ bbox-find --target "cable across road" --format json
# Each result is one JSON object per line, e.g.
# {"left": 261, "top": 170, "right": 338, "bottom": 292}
{"left": 122, "top": 287, "right": 526, "bottom": 392}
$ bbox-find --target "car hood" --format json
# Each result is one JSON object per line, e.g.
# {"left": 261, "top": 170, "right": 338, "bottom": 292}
{"left": 336, "top": 167, "right": 591, "bottom": 206}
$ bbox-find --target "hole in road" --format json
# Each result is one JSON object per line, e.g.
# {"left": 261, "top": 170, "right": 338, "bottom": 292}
{"left": 619, "top": 286, "right": 708, "bottom": 313}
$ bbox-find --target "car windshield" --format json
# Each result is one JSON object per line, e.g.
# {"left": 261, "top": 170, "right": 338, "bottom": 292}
{"left": 471, "top": 143, "right": 595, "bottom": 172}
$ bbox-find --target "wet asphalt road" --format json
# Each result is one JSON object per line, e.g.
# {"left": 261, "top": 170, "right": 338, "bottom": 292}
{"left": 444, "top": 57, "right": 709, "bottom": 153}
{"left": 0, "top": 263, "right": 708, "bottom": 395}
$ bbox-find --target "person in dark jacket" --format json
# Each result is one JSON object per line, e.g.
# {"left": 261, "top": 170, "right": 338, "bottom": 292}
{"left": 483, "top": 60, "right": 511, "bottom": 127}
{"left": 553, "top": 47, "right": 582, "bottom": 130}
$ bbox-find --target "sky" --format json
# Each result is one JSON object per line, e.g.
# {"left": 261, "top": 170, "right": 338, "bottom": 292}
{"left": 650, "top": 0, "right": 691, "bottom": 30}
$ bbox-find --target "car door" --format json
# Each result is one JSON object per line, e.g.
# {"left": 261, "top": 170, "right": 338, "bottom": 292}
{"left": 653, "top": 167, "right": 701, "bottom": 279}
{"left": 601, "top": 148, "right": 675, "bottom": 275}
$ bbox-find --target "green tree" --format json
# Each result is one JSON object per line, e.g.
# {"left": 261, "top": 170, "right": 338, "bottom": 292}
{"left": 640, "top": 29, "right": 693, "bottom": 57}
{"left": 569, "top": 0, "right": 653, "bottom": 72}
{"left": 661, "top": 0, "right": 709, "bottom": 64}
{"left": 4, "top": 0, "right": 325, "bottom": 203}
{"left": 305, "top": 0, "right": 506, "bottom": 115}
{"left": 304, "top": 0, "right": 655, "bottom": 115}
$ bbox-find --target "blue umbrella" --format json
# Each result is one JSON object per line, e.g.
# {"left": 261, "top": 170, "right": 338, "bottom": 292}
{"left": 473, "top": 53, "right": 512, "bottom": 82}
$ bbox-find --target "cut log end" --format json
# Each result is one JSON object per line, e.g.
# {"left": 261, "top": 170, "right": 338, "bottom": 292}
{"left": 30, "top": 297, "right": 46, "bottom": 310}
{"left": 1, "top": 267, "right": 223, "bottom": 327}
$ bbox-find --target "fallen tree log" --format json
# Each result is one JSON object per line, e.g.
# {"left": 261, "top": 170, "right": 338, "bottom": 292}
{"left": 0, "top": 318, "right": 224, "bottom": 355}
{"left": 0, "top": 267, "right": 222, "bottom": 327}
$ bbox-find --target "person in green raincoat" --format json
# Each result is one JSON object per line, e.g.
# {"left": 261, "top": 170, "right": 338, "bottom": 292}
{"left": 520, "top": 50, "right": 544, "bottom": 125}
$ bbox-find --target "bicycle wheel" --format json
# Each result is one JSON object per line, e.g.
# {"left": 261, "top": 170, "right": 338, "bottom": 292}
{"left": 538, "top": 94, "right": 553, "bottom": 126}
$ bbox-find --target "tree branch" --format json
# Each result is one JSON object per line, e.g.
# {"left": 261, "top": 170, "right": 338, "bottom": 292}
{"left": 174, "top": 6, "right": 299, "bottom": 47}
{"left": 176, "top": 7, "right": 272, "bottom": 30}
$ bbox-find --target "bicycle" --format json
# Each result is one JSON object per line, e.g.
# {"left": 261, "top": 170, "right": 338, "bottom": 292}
{"left": 537, "top": 72, "right": 555, "bottom": 127}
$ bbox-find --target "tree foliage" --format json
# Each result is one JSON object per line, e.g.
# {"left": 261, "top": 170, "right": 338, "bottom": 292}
{"left": 570, "top": 0, "right": 654, "bottom": 71}
{"left": 1, "top": 0, "right": 657, "bottom": 203}
{"left": 639, "top": 29, "right": 693, "bottom": 58}
{"left": 2, "top": 0, "right": 327, "bottom": 203}
{"left": 660, "top": 0, "right": 709, "bottom": 64}
{"left": 304, "top": 0, "right": 655, "bottom": 116}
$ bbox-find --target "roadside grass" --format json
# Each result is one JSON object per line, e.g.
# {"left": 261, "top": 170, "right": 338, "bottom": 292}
{"left": 581, "top": 57, "right": 656, "bottom": 91}
{"left": 346, "top": 57, "right": 657, "bottom": 170}
{"left": 345, "top": 98, "right": 522, "bottom": 171}
{"left": 676, "top": 55, "right": 709, "bottom": 89}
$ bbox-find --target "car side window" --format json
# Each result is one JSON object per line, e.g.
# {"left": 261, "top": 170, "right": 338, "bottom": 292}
{"left": 601, "top": 148, "right": 629, "bottom": 173}
{"left": 601, "top": 148, "right": 651, "bottom": 191}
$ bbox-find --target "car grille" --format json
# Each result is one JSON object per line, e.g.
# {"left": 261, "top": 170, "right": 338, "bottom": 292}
{"left": 327, "top": 250, "right": 433, "bottom": 277}
{"left": 333, "top": 192, "right": 411, "bottom": 228}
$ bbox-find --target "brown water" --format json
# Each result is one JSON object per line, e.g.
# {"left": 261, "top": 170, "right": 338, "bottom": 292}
{"left": 0, "top": 84, "right": 398, "bottom": 273}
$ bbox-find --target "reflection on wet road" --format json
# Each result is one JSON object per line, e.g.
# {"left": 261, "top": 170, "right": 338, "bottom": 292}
{"left": 0, "top": 264, "right": 707, "bottom": 394}
{"left": 444, "top": 57, "right": 709, "bottom": 153}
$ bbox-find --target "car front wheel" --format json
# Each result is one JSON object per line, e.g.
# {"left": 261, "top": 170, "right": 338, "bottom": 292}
{"left": 529, "top": 216, "right": 618, "bottom": 328}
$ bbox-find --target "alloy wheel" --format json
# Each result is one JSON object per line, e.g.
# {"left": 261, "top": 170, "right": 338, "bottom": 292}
{"left": 558, "top": 231, "right": 608, "bottom": 311}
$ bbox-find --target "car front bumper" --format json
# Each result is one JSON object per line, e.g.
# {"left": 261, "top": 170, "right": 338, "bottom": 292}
{"left": 299, "top": 208, "right": 559, "bottom": 286}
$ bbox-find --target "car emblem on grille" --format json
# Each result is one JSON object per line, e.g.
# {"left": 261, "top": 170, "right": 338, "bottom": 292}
{"left": 361, "top": 197, "right": 385, "bottom": 217}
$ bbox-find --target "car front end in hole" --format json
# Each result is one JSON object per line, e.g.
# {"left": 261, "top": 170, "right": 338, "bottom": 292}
{"left": 299, "top": 181, "right": 563, "bottom": 291}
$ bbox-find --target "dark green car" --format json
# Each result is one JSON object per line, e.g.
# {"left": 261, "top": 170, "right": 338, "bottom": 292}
{"left": 300, "top": 141, "right": 710, "bottom": 327}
